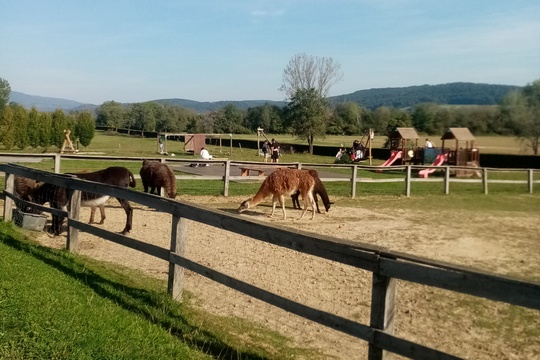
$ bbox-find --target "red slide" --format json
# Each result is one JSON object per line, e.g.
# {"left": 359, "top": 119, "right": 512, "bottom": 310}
{"left": 380, "top": 150, "right": 402, "bottom": 167}
{"left": 418, "top": 154, "right": 447, "bottom": 178}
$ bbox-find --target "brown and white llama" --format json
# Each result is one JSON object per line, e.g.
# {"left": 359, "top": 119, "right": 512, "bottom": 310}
{"left": 139, "top": 160, "right": 177, "bottom": 198}
{"left": 291, "top": 170, "right": 333, "bottom": 214}
{"left": 238, "top": 168, "right": 316, "bottom": 220}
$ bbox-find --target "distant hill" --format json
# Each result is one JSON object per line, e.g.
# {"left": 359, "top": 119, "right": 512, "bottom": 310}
{"left": 329, "top": 82, "right": 520, "bottom": 110}
{"left": 9, "top": 82, "right": 521, "bottom": 113}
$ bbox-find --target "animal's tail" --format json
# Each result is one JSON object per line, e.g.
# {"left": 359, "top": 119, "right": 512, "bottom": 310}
{"left": 128, "top": 171, "right": 136, "bottom": 188}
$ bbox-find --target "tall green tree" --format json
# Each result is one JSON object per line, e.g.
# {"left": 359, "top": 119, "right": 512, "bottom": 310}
{"left": 501, "top": 79, "right": 540, "bottom": 154}
{"left": 51, "top": 109, "right": 69, "bottom": 148}
{"left": 27, "top": 107, "right": 41, "bottom": 148}
{"left": 0, "top": 78, "right": 10, "bottom": 113}
{"left": 96, "top": 101, "right": 126, "bottom": 131}
{"left": 74, "top": 110, "right": 95, "bottom": 148}
{"left": 0, "top": 105, "right": 15, "bottom": 149}
{"left": 286, "top": 88, "right": 327, "bottom": 154}
{"left": 12, "top": 104, "right": 29, "bottom": 149}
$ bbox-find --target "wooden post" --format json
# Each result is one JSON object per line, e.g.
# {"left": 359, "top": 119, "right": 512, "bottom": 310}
{"left": 444, "top": 166, "right": 450, "bottom": 195}
{"left": 528, "top": 169, "right": 534, "bottom": 194}
{"left": 369, "top": 272, "right": 397, "bottom": 360}
{"left": 3, "top": 172, "right": 15, "bottom": 222}
{"left": 67, "top": 189, "right": 81, "bottom": 252}
{"left": 405, "top": 165, "right": 411, "bottom": 197}
{"left": 351, "top": 165, "right": 358, "bottom": 198}
{"left": 482, "top": 168, "right": 488, "bottom": 195}
{"left": 168, "top": 214, "right": 187, "bottom": 301}
{"left": 223, "top": 160, "right": 231, "bottom": 196}
{"left": 54, "top": 154, "right": 61, "bottom": 173}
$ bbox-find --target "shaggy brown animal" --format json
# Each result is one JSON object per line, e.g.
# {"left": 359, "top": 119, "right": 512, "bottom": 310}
{"left": 13, "top": 176, "right": 42, "bottom": 214}
{"left": 291, "top": 170, "right": 332, "bottom": 214}
{"left": 32, "top": 167, "right": 136, "bottom": 235}
{"left": 238, "top": 168, "right": 316, "bottom": 220}
{"left": 139, "top": 160, "right": 177, "bottom": 198}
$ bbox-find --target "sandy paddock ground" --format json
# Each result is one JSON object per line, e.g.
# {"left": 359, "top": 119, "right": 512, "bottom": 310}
{"left": 26, "top": 195, "right": 540, "bottom": 360}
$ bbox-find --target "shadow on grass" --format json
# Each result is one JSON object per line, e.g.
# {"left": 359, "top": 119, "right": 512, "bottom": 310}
{"left": 0, "top": 232, "right": 268, "bottom": 360}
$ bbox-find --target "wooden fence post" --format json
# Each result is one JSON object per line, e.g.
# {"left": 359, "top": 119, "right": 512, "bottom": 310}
{"left": 405, "top": 166, "right": 411, "bottom": 197}
{"left": 528, "top": 169, "right": 534, "bottom": 194}
{"left": 351, "top": 165, "right": 358, "bottom": 198}
{"left": 54, "top": 154, "right": 61, "bottom": 173}
{"left": 444, "top": 166, "right": 450, "bottom": 195}
{"left": 223, "top": 160, "right": 231, "bottom": 197}
{"left": 3, "top": 172, "right": 15, "bottom": 222}
{"left": 369, "top": 272, "right": 397, "bottom": 360}
{"left": 67, "top": 189, "right": 81, "bottom": 252}
{"left": 169, "top": 214, "right": 187, "bottom": 301}
{"left": 483, "top": 168, "right": 488, "bottom": 195}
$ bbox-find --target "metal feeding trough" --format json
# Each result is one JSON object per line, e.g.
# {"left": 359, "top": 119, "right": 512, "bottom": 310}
{"left": 12, "top": 208, "right": 47, "bottom": 231}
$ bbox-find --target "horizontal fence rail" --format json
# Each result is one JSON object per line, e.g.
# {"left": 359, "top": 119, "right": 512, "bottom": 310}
{"left": 1, "top": 163, "right": 539, "bottom": 359}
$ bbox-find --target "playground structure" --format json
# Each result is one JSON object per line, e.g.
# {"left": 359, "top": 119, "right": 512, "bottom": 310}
{"left": 60, "top": 130, "right": 78, "bottom": 154}
{"left": 157, "top": 133, "right": 233, "bottom": 156}
{"left": 348, "top": 128, "right": 375, "bottom": 165}
{"left": 418, "top": 127, "right": 480, "bottom": 178}
{"left": 440, "top": 127, "right": 480, "bottom": 177}
{"left": 256, "top": 127, "right": 271, "bottom": 156}
{"left": 382, "top": 127, "right": 420, "bottom": 167}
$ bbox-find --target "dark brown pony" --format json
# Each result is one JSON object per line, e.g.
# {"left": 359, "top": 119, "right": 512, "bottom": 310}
{"left": 139, "top": 160, "right": 177, "bottom": 198}
{"left": 31, "top": 167, "right": 136, "bottom": 235}
{"left": 291, "top": 170, "right": 332, "bottom": 213}
{"left": 13, "top": 176, "right": 42, "bottom": 214}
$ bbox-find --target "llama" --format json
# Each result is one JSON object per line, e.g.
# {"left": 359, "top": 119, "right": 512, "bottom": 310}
{"left": 139, "top": 160, "right": 177, "bottom": 198}
{"left": 291, "top": 170, "right": 333, "bottom": 213}
{"left": 31, "top": 167, "right": 136, "bottom": 235}
{"left": 238, "top": 168, "right": 316, "bottom": 220}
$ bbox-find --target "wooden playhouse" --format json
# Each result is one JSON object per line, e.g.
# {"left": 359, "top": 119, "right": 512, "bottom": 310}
{"left": 441, "top": 127, "right": 480, "bottom": 176}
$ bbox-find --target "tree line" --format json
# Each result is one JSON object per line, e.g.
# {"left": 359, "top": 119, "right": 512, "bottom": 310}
{"left": 1, "top": 62, "right": 539, "bottom": 154}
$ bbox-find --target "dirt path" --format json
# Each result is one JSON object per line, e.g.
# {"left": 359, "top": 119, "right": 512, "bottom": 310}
{"left": 30, "top": 195, "right": 540, "bottom": 359}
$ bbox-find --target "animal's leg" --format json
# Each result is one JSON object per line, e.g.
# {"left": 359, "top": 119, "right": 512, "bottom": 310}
{"left": 116, "top": 198, "right": 133, "bottom": 234}
{"left": 98, "top": 204, "right": 106, "bottom": 224}
{"left": 279, "top": 195, "right": 287, "bottom": 219}
{"left": 298, "top": 192, "right": 315, "bottom": 220}
{"left": 88, "top": 206, "right": 96, "bottom": 224}
{"left": 314, "top": 193, "right": 321, "bottom": 214}
{"left": 270, "top": 195, "right": 278, "bottom": 217}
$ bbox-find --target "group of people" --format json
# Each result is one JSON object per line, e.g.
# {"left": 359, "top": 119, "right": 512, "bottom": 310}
{"left": 261, "top": 138, "right": 280, "bottom": 163}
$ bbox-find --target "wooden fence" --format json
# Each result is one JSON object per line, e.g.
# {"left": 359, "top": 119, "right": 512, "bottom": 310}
{"left": 1, "top": 153, "right": 539, "bottom": 198}
{"left": 1, "top": 162, "right": 539, "bottom": 359}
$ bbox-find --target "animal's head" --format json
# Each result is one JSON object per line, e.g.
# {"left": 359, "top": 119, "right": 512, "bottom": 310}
{"left": 168, "top": 190, "right": 177, "bottom": 199}
{"left": 238, "top": 199, "right": 251, "bottom": 213}
{"left": 324, "top": 201, "right": 334, "bottom": 213}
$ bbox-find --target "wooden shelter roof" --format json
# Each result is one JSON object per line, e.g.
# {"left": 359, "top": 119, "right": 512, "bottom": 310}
{"left": 441, "top": 128, "right": 476, "bottom": 141}
{"left": 390, "top": 127, "right": 420, "bottom": 140}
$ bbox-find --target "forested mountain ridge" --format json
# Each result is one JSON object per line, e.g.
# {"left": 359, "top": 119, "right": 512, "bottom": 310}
{"left": 329, "top": 82, "right": 521, "bottom": 110}
{"left": 10, "top": 82, "right": 521, "bottom": 113}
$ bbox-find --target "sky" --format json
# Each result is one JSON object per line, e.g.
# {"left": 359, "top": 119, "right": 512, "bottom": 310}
{"left": 1, "top": 0, "right": 539, "bottom": 105}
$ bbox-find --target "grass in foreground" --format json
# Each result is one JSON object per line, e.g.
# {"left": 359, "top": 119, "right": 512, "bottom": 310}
{"left": 0, "top": 222, "right": 319, "bottom": 360}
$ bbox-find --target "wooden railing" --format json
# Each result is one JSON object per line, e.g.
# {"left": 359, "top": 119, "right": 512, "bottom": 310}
{"left": 1, "top": 153, "right": 539, "bottom": 198}
{"left": 2, "top": 163, "right": 539, "bottom": 359}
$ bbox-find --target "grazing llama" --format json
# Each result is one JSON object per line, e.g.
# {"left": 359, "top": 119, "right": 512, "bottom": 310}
{"left": 31, "top": 167, "right": 136, "bottom": 235}
{"left": 238, "top": 168, "right": 316, "bottom": 220}
{"left": 291, "top": 170, "right": 333, "bottom": 213}
{"left": 139, "top": 159, "right": 177, "bottom": 198}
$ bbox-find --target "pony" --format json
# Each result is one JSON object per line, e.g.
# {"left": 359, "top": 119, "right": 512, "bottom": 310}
{"left": 139, "top": 160, "right": 177, "bottom": 198}
{"left": 31, "top": 167, "right": 136, "bottom": 235}
{"left": 291, "top": 170, "right": 332, "bottom": 213}
{"left": 13, "top": 176, "right": 42, "bottom": 214}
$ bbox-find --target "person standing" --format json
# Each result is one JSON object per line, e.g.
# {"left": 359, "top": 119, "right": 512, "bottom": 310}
{"left": 262, "top": 140, "right": 269, "bottom": 162}
{"left": 270, "top": 138, "right": 280, "bottom": 163}
{"left": 425, "top": 138, "right": 434, "bottom": 148}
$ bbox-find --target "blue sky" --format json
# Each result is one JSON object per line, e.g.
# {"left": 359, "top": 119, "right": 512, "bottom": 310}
{"left": 1, "top": 0, "right": 539, "bottom": 104}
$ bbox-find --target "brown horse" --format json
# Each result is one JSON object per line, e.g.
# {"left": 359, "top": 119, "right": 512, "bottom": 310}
{"left": 31, "top": 167, "right": 136, "bottom": 235}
